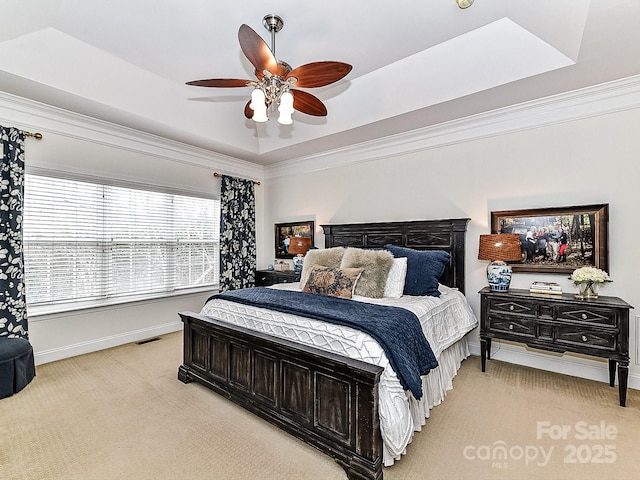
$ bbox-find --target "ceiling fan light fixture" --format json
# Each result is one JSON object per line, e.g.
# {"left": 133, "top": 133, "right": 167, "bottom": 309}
{"left": 277, "top": 91, "right": 294, "bottom": 125}
{"left": 186, "top": 14, "right": 351, "bottom": 124}
{"left": 250, "top": 88, "right": 268, "bottom": 122}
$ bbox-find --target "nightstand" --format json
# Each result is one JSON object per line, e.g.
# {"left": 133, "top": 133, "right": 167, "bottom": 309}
{"left": 479, "top": 287, "right": 632, "bottom": 406}
{"left": 255, "top": 269, "right": 300, "bottom": 286}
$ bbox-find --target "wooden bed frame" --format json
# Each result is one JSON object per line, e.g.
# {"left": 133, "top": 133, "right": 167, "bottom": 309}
{"left": 178, "top": 218, "right": 469, "bottom": 480}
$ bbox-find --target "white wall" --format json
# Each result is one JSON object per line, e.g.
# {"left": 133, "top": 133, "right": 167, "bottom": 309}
{"left": 4, "top": 86, "right": 639, "bottom": 391}
{"left": 1, "top": 93, "right": 265, "bottom": 364}
{"left": 262, "top": 106, "right": 640, "bottom": 389}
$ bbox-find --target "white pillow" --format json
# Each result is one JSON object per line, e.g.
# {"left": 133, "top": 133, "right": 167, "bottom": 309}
{"left": 383, "top": 257, "right": 408, "bottom": 298}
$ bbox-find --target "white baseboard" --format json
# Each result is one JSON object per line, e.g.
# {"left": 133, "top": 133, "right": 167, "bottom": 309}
{"left": 34, "top": 321, "right": 183, "bottom": 365}
{"left": 467, "top": 340, "right": 640, "bottom": 391}
{"left": 34, "top": 329, "right": 640, "bottom": 392}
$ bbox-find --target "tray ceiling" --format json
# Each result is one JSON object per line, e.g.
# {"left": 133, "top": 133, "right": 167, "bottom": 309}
{"left": 1, "top": 1, "right": 639, "bottom": 165}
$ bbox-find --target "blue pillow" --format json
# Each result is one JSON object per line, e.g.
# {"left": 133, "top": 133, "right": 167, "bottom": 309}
{"left": 384, "top": 245, "right": 450, "bottom": 297}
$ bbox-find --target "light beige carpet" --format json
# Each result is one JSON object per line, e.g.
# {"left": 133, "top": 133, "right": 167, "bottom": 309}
{"left": 1, "top": 332, "right": 639, "bottom": 480}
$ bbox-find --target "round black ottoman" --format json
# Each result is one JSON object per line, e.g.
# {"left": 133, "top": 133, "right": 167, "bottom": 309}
{"left": 0, "top": 337, "right": 36, "bottom": 399}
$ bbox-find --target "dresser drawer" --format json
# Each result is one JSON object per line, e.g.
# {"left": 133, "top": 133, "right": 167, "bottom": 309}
{"left": 555, "top": 325, "right": 617, "bottom": 351}
{"left": 556, "top": 305, "right": 617, "bottom": 327}
{"left": 277, "top": 275, "right": 296, "bottom": 284}
{"left": 256, "top": 270, "right": 299, "bottom": 286}
{"left": 256, "top": 271, "right": 274, "bottom": 286}
{"left": 487, "top": 298, "right": 537, "bottom": 316}
{"left": 487, "top": 316, "right": 536, "bottom": 338}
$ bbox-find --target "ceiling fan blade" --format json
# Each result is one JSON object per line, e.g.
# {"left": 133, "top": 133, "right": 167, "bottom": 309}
{"left": 186, "top": 78, "right": 253, "bottom": 88}
{"left": 286, "top": 62, "right": 352, "bottom": 88}
{"left": 292, "top": 89, "right": 327, "bottom": 116}
{"left": 238, "top": 24, "right": 278, "bottom": 76}
{"left": 244, "top": 100, "right": 254, "bottom": 119}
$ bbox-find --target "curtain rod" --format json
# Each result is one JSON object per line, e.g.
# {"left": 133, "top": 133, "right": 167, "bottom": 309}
{"left": 24, "top": 131, "right": 43, "bottom": 140}
{"left": 213, "top": 172, "right": 261, "bottom": 186}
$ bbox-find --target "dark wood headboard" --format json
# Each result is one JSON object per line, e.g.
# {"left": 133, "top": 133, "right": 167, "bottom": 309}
{"left": 322, "top": 218, "right": 470, "bottom": 294}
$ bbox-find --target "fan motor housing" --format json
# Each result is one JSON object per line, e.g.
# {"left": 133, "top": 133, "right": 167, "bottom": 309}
{"left": 263, "top": 14, "right": 283, "bottom": 33}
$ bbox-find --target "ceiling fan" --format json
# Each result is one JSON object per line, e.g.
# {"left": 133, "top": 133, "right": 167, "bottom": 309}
{"left": 186, "top": 14, "right": 352, "bottom": 125}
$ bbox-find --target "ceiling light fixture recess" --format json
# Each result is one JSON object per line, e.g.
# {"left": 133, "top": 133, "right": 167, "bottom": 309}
{"left": 186, "top": 14, "right": 352, "bottom": 125}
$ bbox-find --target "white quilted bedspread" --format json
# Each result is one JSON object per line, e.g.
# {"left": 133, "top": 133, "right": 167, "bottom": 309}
{"left": 200, "top": 284, "right": 478, "bottom": 466}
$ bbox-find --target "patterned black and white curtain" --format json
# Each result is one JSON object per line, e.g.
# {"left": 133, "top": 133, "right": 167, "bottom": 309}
{"left": 0, "top": 126, "right": 28, "bottom": 338}
{"left": 219, "top": 175, "right": 256, "bottom": 291}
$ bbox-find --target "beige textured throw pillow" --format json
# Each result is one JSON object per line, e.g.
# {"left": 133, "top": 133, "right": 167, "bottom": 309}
{"left": 299, "top": 247, "right": 345, "bottom": 287}
{"left": 340, "top": 248, "right": 394, "bottom": 298}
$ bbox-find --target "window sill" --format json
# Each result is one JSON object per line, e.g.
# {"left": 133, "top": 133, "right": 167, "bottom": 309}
{"left": 27, "top": 286, "right": 218, "bottom": 320}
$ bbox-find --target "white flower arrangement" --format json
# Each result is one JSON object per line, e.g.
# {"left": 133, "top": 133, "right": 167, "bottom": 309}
{"left": 570, "top": 266, "right": 612, "bottom": 285}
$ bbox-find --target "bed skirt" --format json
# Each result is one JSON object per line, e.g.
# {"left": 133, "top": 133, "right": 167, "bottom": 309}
{"left": 383, "top": 337, "right": 470, "bottom": 466}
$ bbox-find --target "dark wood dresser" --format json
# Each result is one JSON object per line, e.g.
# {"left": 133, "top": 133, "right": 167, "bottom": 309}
{"left": 255, "top": 269, "right": 300, "bottom": 286}
{"left": 479, "top": 287, "right": 632, "bottom": 406}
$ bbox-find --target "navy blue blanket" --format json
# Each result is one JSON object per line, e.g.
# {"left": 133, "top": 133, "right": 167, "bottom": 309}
{"left": 210, "top": 288, "right": 438, "bottom": 399}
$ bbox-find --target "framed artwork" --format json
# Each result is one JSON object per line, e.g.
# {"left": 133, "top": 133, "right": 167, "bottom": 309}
{"left": 275, "top": 221, "right": 315, "bottom": 259}
{"left": 491, "top": 204, "right": 609, "bottom": 273}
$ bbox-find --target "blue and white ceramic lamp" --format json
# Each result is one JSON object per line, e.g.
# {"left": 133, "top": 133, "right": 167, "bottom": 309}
{"left": 478, "top": 233, "right": 523, "bottom": 292}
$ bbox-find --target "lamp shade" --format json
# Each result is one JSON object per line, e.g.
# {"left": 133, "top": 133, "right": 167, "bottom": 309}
{"left": 478, "top": 234, "right": 522, "bottom": 262}
{"left": 288, "top": 236, "right": 312, "bottom": 255}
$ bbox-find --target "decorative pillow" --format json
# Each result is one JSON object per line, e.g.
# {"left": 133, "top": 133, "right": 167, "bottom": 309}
{"left": 340, "top": 248, "right": 394, "bottom": 298}
{"left": 299, "top": 247, "right": 345, "bottom": 288}
{"left": 302, "top": 265, "right": 364, "bottom": 299}
{"left": 384, "top": 245, "right": 450, "bottom": 297}
{"left": 383, "top": 257, "right": 408, "bottom": 298}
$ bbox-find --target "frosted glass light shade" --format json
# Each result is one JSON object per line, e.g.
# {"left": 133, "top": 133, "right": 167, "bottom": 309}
{"left": 250, "top": 89, "right": 268, "bottom": 122}
{"left": 277, "top": 91, "right": 294, "bottom": 125}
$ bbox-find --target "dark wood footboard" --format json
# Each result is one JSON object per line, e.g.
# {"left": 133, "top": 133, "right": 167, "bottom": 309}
{"left": 178, "top": 311, "right": 384, "bottom": 480}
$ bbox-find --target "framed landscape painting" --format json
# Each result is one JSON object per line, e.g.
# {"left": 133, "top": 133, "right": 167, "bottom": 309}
{"left": 491, "top": 204, "right": 609, "bottom": 273}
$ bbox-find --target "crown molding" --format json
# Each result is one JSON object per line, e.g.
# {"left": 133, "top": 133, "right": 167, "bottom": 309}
{"left": 0, "top": 91, "right": 265, "bottom": 181}
{"left": 3, "top": 74, "right": 640, "bottom": 183}
{"left": 265, "top": 74, "right": 640, "bottom": 179}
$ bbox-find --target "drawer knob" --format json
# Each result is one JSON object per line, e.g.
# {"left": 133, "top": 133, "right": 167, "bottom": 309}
{"left": 581, "top": 313, "right": 588, "bottom": 320}
{"left": 582, "top": 335, "right": 588, "bottom": 342}
{"left": 509, "top": 324, "right": 514, "bottom": 330}
{"left": 509, "top": 305, "right": 515, "bottom": 311}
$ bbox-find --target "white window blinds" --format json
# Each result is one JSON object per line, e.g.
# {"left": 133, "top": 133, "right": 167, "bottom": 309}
{"left": 23, "top": 174, "right": 219, "bottom": 308}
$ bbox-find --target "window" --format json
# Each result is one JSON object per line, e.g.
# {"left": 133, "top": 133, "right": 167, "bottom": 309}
{"left": 23, "top": 174, "right": 219, "bottom": 311}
